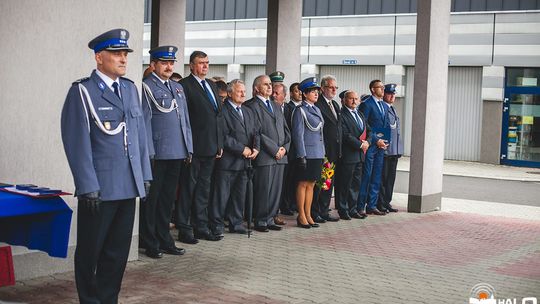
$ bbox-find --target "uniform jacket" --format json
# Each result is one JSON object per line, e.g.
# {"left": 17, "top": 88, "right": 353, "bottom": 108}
{"left": 179, "top": 74, "right": 224, "bottom": 157}
{"left": 292, "top": 101, "right": 326, "bottom": 159}
{"left": 358, "top": 95, "right": 390, "bottom": 146}
{"left": 142, "top": 73, "right": 193, "bottom": 160}
{"left": 314, "top": 95, "right": 342, "bottom": 162}
{"left": 217, "top": 100, "right": 261, "bottom": 171}
{"left": 61, "top": 70, "right": 152, "bottom": 201}
{"left": 340, "top": 107, "right": 372, "bottom": 164}
{"left": 386, "top": 104, "right": 404, "bottom": 156}
{"left": 244, "top": 96, "right": 291, "bottom": 166}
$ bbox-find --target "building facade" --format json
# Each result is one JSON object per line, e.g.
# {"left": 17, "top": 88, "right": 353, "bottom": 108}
{"left": 143, "top": 1, "right": 540, "bottom": 167}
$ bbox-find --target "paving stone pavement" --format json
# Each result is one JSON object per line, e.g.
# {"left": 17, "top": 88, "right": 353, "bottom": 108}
{"left": 1, "top": 204, "right": 539, "bottom": 304}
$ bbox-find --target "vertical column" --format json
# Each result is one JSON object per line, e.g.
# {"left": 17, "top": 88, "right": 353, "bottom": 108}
{"left": 407, "top": 0, "right": 451, "bottom": 213}
{"left": 151, "top": 0, "right": 187, "bottom": 68}
{"left": 266, "top": 0, "right": 302, "bottom": 84}
{"left": 480, "top": 66, "right": 504, "bottom": 164}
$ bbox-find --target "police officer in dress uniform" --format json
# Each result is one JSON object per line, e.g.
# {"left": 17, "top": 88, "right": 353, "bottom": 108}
{"left": 140, "top": 46, "right": 192, "bottom": 258}
{"left": 377, "top": 84, "right": 402, "bottom": 213}
{"left": 61, "top": 29, "right": 152, "bottom": 303}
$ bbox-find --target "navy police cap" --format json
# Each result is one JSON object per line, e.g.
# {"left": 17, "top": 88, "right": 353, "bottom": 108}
{"left": 299, "top": 77, "right": 320, "bottom": 92}
{"left": 384, "top": 83, "right": 397, "bottom": 94}
{"left": 338, "top": 90, "right": 349, "bottom": 99}
{"left": 88, "top": 28, "right": 133, "bottom": 53}
{"left": 149, "top": 45, "right": 178, "bottom": 61}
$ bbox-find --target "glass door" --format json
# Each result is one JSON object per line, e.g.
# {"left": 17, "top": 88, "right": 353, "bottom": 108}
{"left": 501, "top": 68, "right": 540, "bottom": 168}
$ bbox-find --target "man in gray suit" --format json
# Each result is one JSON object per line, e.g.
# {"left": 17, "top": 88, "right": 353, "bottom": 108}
{"left": 210, "top": 79, "right": 260, "bottom": 235}
{"left": 61, "top": 29, "right": 152, "bottom": 303}
{"left": 244, "top": 75, "right": 291, "bottom": 232}
{"left": 140, "top": 45, "right": 192, "bottom": 258}
{"left": 378, "top": 84, "right": 403, "bottom": 213}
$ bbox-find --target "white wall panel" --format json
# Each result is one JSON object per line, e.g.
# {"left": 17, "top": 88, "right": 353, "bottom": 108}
{"left": 403, "top": 67, "right": 483, "bottom": 160}
{"left": 318, "top": 65, "right": 385, "bottom": 98}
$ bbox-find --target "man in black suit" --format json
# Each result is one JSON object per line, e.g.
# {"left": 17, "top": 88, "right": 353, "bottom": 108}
{"left": 244, "top": 75, "right": 291, "bottom": 232}
{"left": 335, "top": 90, "right": 371, "bottom": 220}
{"left": 210, "top": 79, "right": 260, "bottom": 235}
{"left": 177, "top": 50, "right": 224, "bottom": 243}
{"left": 281, "top": 82, "right": 302, "bottom": 215}
{"left": 313, "top": 75, "right": 341, "bottom": 223}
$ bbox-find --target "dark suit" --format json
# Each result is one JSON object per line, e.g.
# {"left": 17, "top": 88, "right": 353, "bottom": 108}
{"left": 281, "top": 101, "right": 300, "bottom": 213}
{"left": 140, "top": 73, "right": 193, "bottom": 252}
{"left": 210, "top": 101, "right": 260, "bottom": 233}
{"left": 178, "top": 74, "right": 224, "bottom": 238}
{"left": 335, "top": 107, "right": 371, "bottom": 217}
{"left": 244, "top": 96, "right": 290, "bottom": 227}
{"left": 358, "top": 95, "right": 390, "bottom": 212}
{"left": 61, "top": 70, "right": 152, "bottom": 303}
{"left": 378, "top": 103, "right": 403, "bottom": 210}
{"left": 313, "top": 95, "right": 342, "bottom": 219}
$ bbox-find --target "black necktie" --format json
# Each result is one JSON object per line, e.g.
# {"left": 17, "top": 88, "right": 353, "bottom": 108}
{"left": 353, "top": 111, "right": 363, "bottom": 130}
{"left": 265, "top": 100, "right": 273, "bottom": 114}
{"left": 164, "top": 81, "right": 174, "bottom": 96}
{"left": 201, "top": 80, "right": 217, "bottom": 111}
{"left": 236, "top": 106, "right": 244, "bottom": 121}
{"left": 112, "top": 82, "right": 121, "bottom": 99}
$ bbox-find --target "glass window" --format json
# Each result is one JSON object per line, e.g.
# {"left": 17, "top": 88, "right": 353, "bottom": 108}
{"left": 507, "top": 68, "right": 540, "bottom": 87}
{"left": 506, "top": 93, "right": 540, "bottom": 162}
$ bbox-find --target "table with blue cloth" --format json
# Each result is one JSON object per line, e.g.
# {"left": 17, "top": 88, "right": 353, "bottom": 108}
{"left": 0, "top": 191, "right": 73, "bottom": 258}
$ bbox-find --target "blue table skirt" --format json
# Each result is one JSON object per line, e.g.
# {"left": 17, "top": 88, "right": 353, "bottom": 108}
{"left": 0, "top": 191, "right": 73, "bottom": 258}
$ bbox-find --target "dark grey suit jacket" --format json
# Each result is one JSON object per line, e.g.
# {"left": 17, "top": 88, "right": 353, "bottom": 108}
{"left": 217, "top": 100, "right": 261, "bottom": 171}
{"left": 244, "top": 96, "right": 290, "bottom": 167}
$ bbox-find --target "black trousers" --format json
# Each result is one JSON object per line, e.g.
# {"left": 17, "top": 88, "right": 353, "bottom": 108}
{"left": 378, "top": 155, "right": 399, "bottom": 209}
{"left": 312, "top": 174, "right": 335, "bottom": 218}
{"left": 335, "top": 160, "right": 363, "bottom": 216}
{"left": 177, "top": 156, "right": 215, "bottom": 237}
{"left": 280, "top": 160, "right": 298, "bottom": 212}
{"left": 75, "top": 198, "right": 135, "bottom": 304}
{"left": 139, "top": 159, "right": 182, "bottom": 251}
{"left": 209, "top": 169, "right": 247, "bottom": 233}
{"left": 253, "top": 164, "right": 284, "bottom": 227}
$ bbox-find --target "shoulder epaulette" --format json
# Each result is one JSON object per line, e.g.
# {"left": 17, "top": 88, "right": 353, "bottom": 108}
{"left": 120, "top": 76, "right": 134, "bottom": 84}
{"left": 72, "top": 77, "right": 90, "bottom": 85}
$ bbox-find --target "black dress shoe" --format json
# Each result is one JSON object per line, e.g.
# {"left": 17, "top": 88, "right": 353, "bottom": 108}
{"left": 161, "top": 246, "right": 185, "bottom": 255}
{"left": 387, "top": 206, "right": 398, "bottom": 212}
{"left": 322, "top": 215, "right": 339, "bottom": 222}
{"left": 339, "top": 213, "right": 352, "bottom": 220}
{"left": 281, "top": 209, "right": 294, "bottom": 216}
{"left": 314, "top": 216, "right": 326, "bottom": 223}
{"left": 194, "top": 232, "right": 223, "bottom": 241}
{"left": 351, "top": 212, "right": 367, "bottom": 219}
{"left": 229, "top": 226, "right": 248, "bottom": 234}
{"left": 310, "top": 223, "right": 320, "bottom": 228}
{"left": 296, "top": 218, "right": 311, "bottom": 229}
{"left": 145, "top": 248, "right": 163, "bottom": 259}
{"left": 254, "top": 226, "right": 269, "bottom": 232}
{"left": 366, "top": 208, "right": 386, "bottom": 216}
{"left": 268, "top": 225, "right": 282, "bottom": 231}
{"left": 178, "top": 235, "right": 199, "bottom": 244}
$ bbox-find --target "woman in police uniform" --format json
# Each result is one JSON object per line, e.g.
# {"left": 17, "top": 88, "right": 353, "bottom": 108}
{"left": 291, "top": 77, "right": 325, "bottom": 229}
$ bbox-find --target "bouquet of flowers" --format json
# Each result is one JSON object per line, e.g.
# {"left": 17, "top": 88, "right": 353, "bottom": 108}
{"left": 317, "top": 157, "right": 335, "bottom": 191}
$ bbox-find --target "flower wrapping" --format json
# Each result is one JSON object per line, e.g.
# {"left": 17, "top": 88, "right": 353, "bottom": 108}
{"left": 317, "top": 157, "right": 335, "bottom": 191}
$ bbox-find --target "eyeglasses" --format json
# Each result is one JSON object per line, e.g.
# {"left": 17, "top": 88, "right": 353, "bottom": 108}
{"left": 324, "top": 86, "right": 339, "bottom": 90}
{"left": 373, "top": 86, "right": 384, "bottom": 89}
